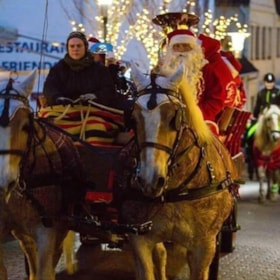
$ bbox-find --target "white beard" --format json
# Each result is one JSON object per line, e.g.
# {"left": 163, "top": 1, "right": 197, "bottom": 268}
{"left": 159, "top": 47, "right": 206, "bottom": 98}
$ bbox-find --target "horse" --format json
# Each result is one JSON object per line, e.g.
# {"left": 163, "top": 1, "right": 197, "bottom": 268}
{"left": 0, "top": 70, "right": 80, "bottom": 280}
{"left": 118, "top": 64, "right": 240, "bottom": 280}
{"left": 253, "top": 104, "right": 280, "bottom": 202}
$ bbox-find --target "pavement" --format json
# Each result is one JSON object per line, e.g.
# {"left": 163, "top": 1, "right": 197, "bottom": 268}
{"left": 2, "top": 179, "right": 280, "bottom": 280}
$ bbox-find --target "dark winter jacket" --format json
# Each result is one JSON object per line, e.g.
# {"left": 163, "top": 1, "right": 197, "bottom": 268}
{"left": 253, "top": 87, "right": 280, "bottom": 118}
{"left": 43, "top": 52, "right": 118, "bottom": 107}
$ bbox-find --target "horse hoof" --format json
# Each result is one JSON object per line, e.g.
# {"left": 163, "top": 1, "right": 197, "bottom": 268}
{"left": 270, "top": 194, "right": 278, "bottom": 202}
{"left": 258, "top": 196, "right": 266, "bottom": 204}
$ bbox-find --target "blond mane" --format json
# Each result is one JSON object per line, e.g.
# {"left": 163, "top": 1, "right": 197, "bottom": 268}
{"left": 254, "top": 108, "right": 280, "bottom": 153}
{"left": 179, "top": 79, "right": 213, "bottom": 143}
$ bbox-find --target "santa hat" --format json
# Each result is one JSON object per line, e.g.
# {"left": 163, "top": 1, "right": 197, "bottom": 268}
{"left": 167, "top": 29, "right": 197, "bottom": 47}
{"left": 88, "top": 37, "right": 100, "bottom": 50}
{"left": 198, "top": 33, "right": 221, "bottom": 60}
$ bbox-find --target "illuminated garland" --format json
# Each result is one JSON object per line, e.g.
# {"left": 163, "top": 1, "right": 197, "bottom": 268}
{"left": 67, "top": 1, "right": 248, "bottom": 68}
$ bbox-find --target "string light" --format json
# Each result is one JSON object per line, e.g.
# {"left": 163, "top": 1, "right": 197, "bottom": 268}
{"left": 71, "top": 21, "right": 86, "bottom": 33}
{"left": 68, "top": 2, "right": 249, "bottom": 67}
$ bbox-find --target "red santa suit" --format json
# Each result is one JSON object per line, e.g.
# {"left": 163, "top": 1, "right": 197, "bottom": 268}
{"left": 163, "top": 31, "right": 238, "bottom": 135}
{"left": 197, "top": 34, "right": 234, "bottom": 123}
{"left": 221, "top": 50, "right": 246, "bottom": 109}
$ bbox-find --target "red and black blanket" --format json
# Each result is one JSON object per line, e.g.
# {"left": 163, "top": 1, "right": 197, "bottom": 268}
{"left": 38, "top": 103, "right": 125, "bottom": 147}
{"left": 254, "top": 145, "right": 280, "bottom": 172}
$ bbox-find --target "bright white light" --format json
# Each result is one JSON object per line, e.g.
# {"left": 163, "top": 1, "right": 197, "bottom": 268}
{"left": 227, "top": 32, "right": 250, "bottom": 57}
{"left": 98, "top": 0, "right": 113, "bottom": 5}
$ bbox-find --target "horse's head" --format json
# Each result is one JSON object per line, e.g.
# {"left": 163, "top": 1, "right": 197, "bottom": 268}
{"left": 131, "top": 64, "right": 185, "bottom": 198}
{"left": 261, "top": 105, "right": 280, "bottom": 142}
{"left": 0, "top": 70, "right": 36, "bottom": 194}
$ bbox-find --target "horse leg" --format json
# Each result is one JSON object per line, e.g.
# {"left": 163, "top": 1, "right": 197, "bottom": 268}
{"left": 36, "top": 226, "right": 57, "bottom": 280}
{"left": 270, "top": 170, "right": 279, "bottom": 202}
{"left": 258, "top": 166, "right": 266, "bottom": 203}
{"left": 0, "top": 245, "right": 7, "bottom": 280}
{"left": 0, "top": 213, "right": 7, "bottom": 279}
{"left": 130, "top": 235, "right": 158, "bottom": 280}
{"left": 153, "top": 242, "right": 167, "bottom": 280}
{"left": 61, "top": 230, "right": 77, "bottom": 275}
{"left": 12, "top": 231, "right": 38, "bottom": 280}
{"left": 187, "top": 238, "right": 216, "bottom": 280}
{"left": 0, "top": 193, "right": 9, "bottom": 280}
{"left": 266, "top": 170, "right": 271, "bottom": 200}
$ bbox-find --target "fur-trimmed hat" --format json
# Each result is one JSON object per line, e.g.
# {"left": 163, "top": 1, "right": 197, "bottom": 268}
{"left": 167, "top": 29, "right": 197, "bottom": 47}
{"left": 66, "top": 31, "right": 88, "bottom": 51}
{"left": 198, "top": 33, "right": 221, "bottom": 60}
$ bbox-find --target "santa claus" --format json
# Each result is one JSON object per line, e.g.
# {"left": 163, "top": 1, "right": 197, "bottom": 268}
{"left": 159, "top": 30, "right": 242, "bottom": 135}
{"left": 158, "top": 29, "right": 205, "bottom": 99}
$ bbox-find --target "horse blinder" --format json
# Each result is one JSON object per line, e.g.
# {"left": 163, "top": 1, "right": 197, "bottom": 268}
{"left": 171, "top": 107, "right": 185, "bottom": 131}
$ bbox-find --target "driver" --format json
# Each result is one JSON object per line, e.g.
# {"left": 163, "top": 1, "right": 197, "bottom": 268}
{"left": 43, "top": 31, "right": 119, "bottom": 108}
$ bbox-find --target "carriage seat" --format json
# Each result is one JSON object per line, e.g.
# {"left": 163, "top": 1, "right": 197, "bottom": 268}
{"left": 217, "top": 107, "right": 251, "bottom": 157}
{"left": 38, "top": 103, "right": 131, "bottom": 206}
{"left": 217, "top": 107, "right": 251, "bottom": 182}
{"left": 38, "top": 102, "right": 128, "bottom": 147}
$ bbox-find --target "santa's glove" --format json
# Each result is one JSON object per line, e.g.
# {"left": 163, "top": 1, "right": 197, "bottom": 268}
{"left": 205, "top": 120, "right": 219, "bottom": 137}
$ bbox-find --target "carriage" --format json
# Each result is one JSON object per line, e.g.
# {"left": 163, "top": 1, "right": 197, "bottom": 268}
{"left": 0, "top": 63, "right": 251, "bottom": 280}
{"left": 0, "top": 13, "right": 253, "bottom": 280}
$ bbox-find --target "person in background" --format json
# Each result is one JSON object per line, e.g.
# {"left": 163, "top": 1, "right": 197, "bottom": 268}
{"left": 88, "top": 39, "right": 132, "bottom": 110}
{"left": 117, "top": 65, "right": 129, "bottom": 94}
{"left": 43, "top": 31, "right": 118, "bottom": 108}
{"left": 253, "top": 72, "right": 280, "bottom": 119}
{"left": 88, "top": 36, "right": 104, "bottom": 64}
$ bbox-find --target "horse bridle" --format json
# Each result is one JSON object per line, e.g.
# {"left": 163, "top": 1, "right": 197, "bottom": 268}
{"left": 134, "top": 74, "right": 186, "bottom": 164}
{"left": 0, "top": 78, "right": 32, "bottom": 156}
{"left": 266, "top": 112, "right": 280, "bottom": 135}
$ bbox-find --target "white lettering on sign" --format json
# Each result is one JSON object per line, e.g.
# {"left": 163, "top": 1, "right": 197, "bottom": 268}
{"left": 0, "top": 40, "right": 65, "bottom": 71}
{"left": 1, "top": 61, "right": 57, "bottom": 71}
{"left": 0, "top": 41, "right": 66, "bottom": 53}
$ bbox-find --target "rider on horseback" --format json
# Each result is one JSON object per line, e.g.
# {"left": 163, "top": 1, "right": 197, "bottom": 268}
{"left": 244, "top": 73, "right": 280, "bottom": 180}
{"left": 253, "top": 72, "right": 280, "bottom": 119}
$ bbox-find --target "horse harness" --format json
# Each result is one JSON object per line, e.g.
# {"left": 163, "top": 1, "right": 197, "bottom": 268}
{"left": 0, "top": 78, "right": 79, "bottom": 227}
{"left": 131, "top": 73, "right": 234, "bottom": 202}
{"left": 135, "top": 73, "right": 186, "bottom": 156}
{"left": 0, "top": 78, "right": 33, "bottom": 156}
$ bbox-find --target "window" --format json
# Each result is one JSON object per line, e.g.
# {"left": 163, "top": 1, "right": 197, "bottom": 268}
{"left": 262, "top": 27, "right": 266, "bottom": 59}
{"left": 277, "top": 28, "right": 280, "bottom": 57}
{"left": 255, "top": 26, "right": 260, "bottom": 60}
{"left": 250, "top": 26, "right": 255, "bottom": 60}
{"left": 267, "top": 27, "right": 272, "bottom": 59}
{"left": 275, "top": 0, "right": 280, "bottom": 16}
